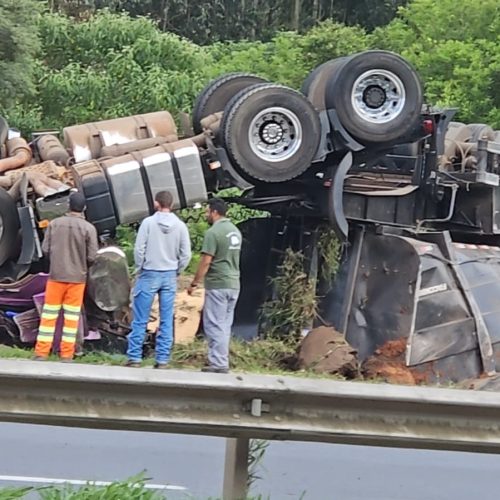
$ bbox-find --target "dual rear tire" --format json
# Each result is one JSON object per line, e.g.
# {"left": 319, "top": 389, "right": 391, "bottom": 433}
{"left": 303, "top": 51, "right": 423, "bottom": 144}
{"left": 194, "top": 51, "right": 424, "bottom": 183}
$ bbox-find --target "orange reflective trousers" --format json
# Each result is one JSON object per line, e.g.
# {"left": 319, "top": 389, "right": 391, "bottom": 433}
{"left": 34, "top": 280, "right": 86, "bottom": 359}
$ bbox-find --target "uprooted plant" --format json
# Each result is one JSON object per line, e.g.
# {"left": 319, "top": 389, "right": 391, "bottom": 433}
{"left": 260, "top": 248, "right": 317, "bottom": 343}
{"left": 317, "top": 226, "right": 342, "bottom": 283}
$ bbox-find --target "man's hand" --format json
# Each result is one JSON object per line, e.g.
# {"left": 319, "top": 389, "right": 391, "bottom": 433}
{"left": 188, "top": 253, "right": 213, "bottom": 296}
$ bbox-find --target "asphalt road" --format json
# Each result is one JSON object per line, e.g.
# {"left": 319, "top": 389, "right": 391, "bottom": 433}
{"left": 1, "top": 423, "right": 500, "bottom": 499}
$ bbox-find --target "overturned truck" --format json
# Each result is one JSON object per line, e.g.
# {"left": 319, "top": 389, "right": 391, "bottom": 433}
{"left": 0, "top": 50, "right": 499, "bottom": 382}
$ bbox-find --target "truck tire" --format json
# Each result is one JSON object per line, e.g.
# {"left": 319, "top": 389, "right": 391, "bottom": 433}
{"left": 465, "top": 124, "right": 495, "bottom": 142}
{"left": 192, "top": 73, "right": 267, "bottom": 134}
{"left": 301, "top": 57, "right": 348, "bottom": 110}
{"left": 0, "top": 117, "right": 8, "bottom": 158}
{"left": 325, "top": 51, "right": 423, "bottom": 144}
{"left": 221, "top": 83, "right": 321, "bottom": 183}
{"left": 0, "top": 188, "right": 20, "bottom": 266}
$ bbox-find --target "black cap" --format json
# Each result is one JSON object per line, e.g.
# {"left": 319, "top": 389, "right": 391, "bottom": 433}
{"left": 69, "top": 191, "right": 86, "bottom": 213}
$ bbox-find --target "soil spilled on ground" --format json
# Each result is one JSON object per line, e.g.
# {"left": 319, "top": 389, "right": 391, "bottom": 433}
{"left": 148, "top": 276, "right": 203, "bottom": 344}
{"left": 362, "top": 337, "right": 428, "bottom": 385}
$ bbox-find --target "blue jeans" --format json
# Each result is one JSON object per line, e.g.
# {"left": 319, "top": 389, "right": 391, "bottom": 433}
{"left": 127, "top": 270, "right": 177, "bottom": 364}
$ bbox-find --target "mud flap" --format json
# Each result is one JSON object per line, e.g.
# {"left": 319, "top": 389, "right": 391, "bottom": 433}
{"left": 328, "top": 152, "right": 352, "bottom": 240}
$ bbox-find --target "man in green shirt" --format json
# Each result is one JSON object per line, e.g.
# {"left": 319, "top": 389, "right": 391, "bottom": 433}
{"left": 188, "top": 198, "right": 241, "bottom": 373}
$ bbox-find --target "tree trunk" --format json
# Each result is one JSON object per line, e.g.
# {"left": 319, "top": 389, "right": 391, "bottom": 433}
{"left": 251, "top": 0, "right": 258, "bottom": 39}
{"left": 161, "top": 0, "right": 167, "bottom": 31}
{"left": 292, "top": 0, "right": 301, "bottom": 31}
{"left": 313, "top": 0, "right": 320, "bottom": 22}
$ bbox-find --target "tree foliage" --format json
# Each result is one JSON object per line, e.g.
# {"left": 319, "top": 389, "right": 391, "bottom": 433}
{"left": 45, "top": 0, "right": 409, "bottom": 44}
{"left": 0, "top": 0, "right": 42, "bottom": 112}
{"left": 4, "top": 0, "right": 500, "bottom": 134}
{"left": 372, "top": 0, "right": 500, "bottom": 126}
{"left": 9, "top": 11, "right": 210, "bottom": 131}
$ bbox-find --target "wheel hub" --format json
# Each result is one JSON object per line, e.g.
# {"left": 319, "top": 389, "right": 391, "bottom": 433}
{"left": 248, "top": 107, "right": 303, "bottom": 163}
{"left": 261, "top": 122, "right": 284, "bottom": 144}
{"left": 363, "top": 85, "right": 386, "bottom": 109}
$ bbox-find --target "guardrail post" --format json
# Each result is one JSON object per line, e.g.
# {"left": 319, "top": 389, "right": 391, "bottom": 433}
{"left": 222, "top": 437, "right": 249, "bottom": 500}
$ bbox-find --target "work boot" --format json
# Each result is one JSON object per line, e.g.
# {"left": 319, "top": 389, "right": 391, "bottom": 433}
{"left": 32, "top": 355, "right": 48, "bottom": 362}
{"left": 154, "top": 362, "right": 169, "bottom": 370}
{"left": 201, "top": 366, "right": 229, "bottom": 374}
{"left": 125, "top": 360, "right": 141, "bottom": 368}
{"left": 60, "top": 358, "right": 74, "bottom": 363}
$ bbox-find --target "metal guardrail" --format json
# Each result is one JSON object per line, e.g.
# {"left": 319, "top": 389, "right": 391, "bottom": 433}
{"left": 1, "top": 359, "right": 500, "bottom": 498}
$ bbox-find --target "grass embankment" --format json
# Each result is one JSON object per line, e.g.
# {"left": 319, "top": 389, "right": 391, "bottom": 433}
{"left": 0, "top": 339, "right": 343, "bottom": 380}
{"left": 0, "top": 477, "right": 270, "bottom": 499}
{"left": 0, "top": 480, "right": 160, "bottom": 500}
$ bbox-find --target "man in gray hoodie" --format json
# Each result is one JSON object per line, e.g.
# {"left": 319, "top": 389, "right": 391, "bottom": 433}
{"left": 126, "top": 190, "right": 191, "bottom": 368}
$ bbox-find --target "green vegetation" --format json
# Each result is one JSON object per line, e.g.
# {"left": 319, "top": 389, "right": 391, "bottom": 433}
{"left": 0, "top": 477, "right": 161, "bottom": 500}
{"left": 0, "top": 487, "right": 32, "bottom": 500}
{"left": 46, "top": 0, "right": 409, "bottom": 44}
{"left": 248, "top": 440, "right": 269, "bottom": 491}
{"left": 114, "top": 187, "right": 267, "bottom": 275}
{"left": 0, "top": 0, "right": 42, "bottom": 107}
{"left": 317, "top": 227, "right": 342, "bottom": 282}
{"left": 1, "top": 0, "right": 498, "bottom": 134}
{"left": 37, "top": 477, "right": 161, "bottom": 500}
{"left": 0, "top": 477, "right": 271, "bottom": 499}
{"left": 0, "top": 339, "right": 343, "bottom": 379}
{"left": 261, "top": 249, "right": 318, "bottom": 342}
{"left": 372, "top": 0, "right": 500, "bottom": 127}
{"left": 260, "top": 227, "right": 341, "bottom": 341}
{"left": 0, "top": 487, "right": 271, "bottom": 500}
{"left": 0, "top": 0, "right": 496, "bottom": 375}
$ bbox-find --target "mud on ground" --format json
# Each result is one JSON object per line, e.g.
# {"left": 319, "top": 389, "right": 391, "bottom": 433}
{"left": 148, "top": 275, "right": 203, "bottom": 344}
{"left": 362, "top": 337, "right": 428, "bottom": 385}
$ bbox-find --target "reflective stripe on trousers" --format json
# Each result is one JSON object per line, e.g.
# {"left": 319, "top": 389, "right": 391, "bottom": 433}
{"left": 35, "top": 280, "right": 86, "bottom": 359}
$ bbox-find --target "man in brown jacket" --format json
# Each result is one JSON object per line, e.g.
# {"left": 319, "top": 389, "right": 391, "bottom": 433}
{"left": 34, "top": 191, "right": 98, "bottom": 361}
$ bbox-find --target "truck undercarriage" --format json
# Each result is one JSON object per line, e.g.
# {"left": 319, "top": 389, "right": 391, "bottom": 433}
{"left": 0, "top": 50, "right": 499, "bottom": 382}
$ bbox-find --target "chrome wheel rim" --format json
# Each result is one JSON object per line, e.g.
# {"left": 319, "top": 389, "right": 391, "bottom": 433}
{"left": 248, "top": 107, "right": 302, "bottom": 162}
{"left": 351, "top": 69, "right": 406, "bottom": 124}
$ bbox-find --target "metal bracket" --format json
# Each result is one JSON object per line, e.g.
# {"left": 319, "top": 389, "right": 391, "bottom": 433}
{"left": 16, "top": 173, "right": 42, "bottom": 266}
{"left": 339, "top": 226, "right": 365, "bottom": 334}
{"left": 17, "top": 205, "right": 43, "bottom": 265}
{"left": 246, "top": 398, "right": 270, "bottom": 417}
